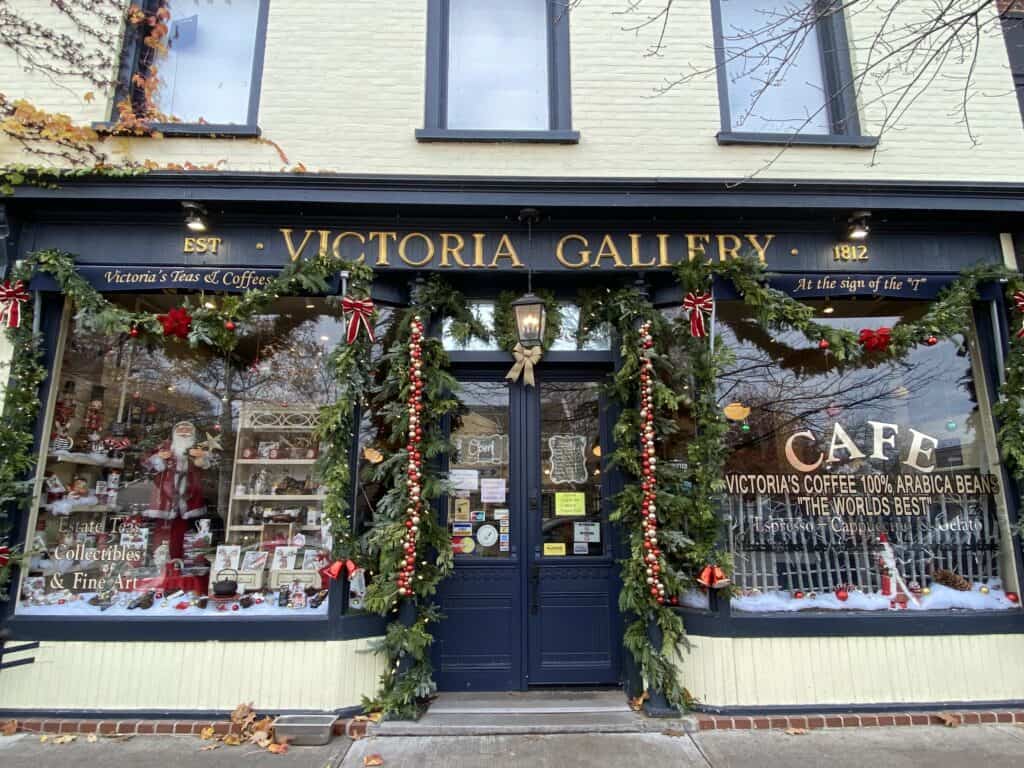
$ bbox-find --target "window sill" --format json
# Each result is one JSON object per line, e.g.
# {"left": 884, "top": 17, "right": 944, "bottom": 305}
{"left": 92, "top": 122, "right": 261, "bottom": 139}
{"left": 415, "top": 128, "right": 580, "bottom": 144}
{"left": 716, "top": 131, "right": 879, "bottom": 149}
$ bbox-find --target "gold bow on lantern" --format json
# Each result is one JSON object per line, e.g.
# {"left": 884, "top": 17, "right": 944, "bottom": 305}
{"left": 506, "top": 343, "right": 543, "bottom": 387}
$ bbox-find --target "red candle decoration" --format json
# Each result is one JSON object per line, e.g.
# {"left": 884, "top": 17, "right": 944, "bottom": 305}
{"left": 397, "top": 315, "right": 425, "bottom": 599}
{"left": 638, "top": 322, "right": 667, "bottom": 606}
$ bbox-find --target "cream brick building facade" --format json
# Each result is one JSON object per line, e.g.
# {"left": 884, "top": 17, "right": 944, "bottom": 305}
{"left": 1, "top": 1, "right": 1024, "bottom": 718}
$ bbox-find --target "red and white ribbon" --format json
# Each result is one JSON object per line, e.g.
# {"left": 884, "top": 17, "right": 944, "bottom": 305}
{"left": 341, "top": 296, "right": 375, "bottom": 344}
{"left": 682, "top": 291, "right": 713, "bottom": 338}
{"left": 1014, "top": 291, "right": 1024, "bottom": 339}
{"left": 0, "top": 280, "right": 29, "bottom": 329}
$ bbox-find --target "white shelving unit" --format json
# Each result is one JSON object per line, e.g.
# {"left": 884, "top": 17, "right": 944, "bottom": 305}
{"left": 223, "top": 405, "right": 325, "bottom": 591}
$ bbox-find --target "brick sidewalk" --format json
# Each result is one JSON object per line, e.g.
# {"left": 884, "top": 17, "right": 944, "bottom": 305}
{"left": 8, "top": 717, "right": 372, "bottom": 739}
{"left": 694, "top": 710, "right": 1024, "bottom": 730}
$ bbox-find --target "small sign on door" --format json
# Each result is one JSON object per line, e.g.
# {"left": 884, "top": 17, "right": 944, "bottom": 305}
{"left": 574, "top": 521, "right": 601, "bottom": 543}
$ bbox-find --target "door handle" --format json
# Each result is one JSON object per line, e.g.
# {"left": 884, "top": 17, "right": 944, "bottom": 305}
{"left": 530, "top": 565, "right": 540, "bottom": 615}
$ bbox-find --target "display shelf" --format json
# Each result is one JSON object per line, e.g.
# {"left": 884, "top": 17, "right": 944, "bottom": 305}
{"left": 232, "top": 494, "right": 323, "bottom": 502}
{"left": 236, "top": 458, "right": 317, "bottom": 465}
{"left": 47, "top": 452, "right": 125, "bottom": 469}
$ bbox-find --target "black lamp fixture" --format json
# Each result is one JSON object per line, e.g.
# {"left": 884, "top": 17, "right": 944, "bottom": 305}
{"left": 847, "top": 211, "right": 871, "bottom": 240}
{"left": 181, "top": 201, "right": 208, "bottom": 233}
{"left": 512, "top": 208, "right": 546, "bottom": 347}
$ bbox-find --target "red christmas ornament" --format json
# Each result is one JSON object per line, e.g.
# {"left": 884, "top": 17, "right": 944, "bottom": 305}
{"left": 793, "top": 590, "right": 805, "bottom": 599}
{"left": 1007, "top": 592, "right": 1020, "bottom": 604}
{"left": 818, "top": 339, "right": 830, "bottom": 350}
{"left": 858, "top": 326, "right": 892, "bottom": 353}
{"left": 224, "top": 320, "right": 236, "bottom": 332}
{"left": 925, "top": 335, "right": 938, "bottom": 346}
{"left": 129, "top": 326, "right": 140, "bottom": 338}
{"left": 157, "top": 306, "right": 192, "bottom": 339}
{"left": 835, "top": 588, "right": 849, "bottom": 602}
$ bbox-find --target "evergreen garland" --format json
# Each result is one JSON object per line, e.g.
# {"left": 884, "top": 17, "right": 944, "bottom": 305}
{"left": 361, "top": 276, "right": 487, "bottom": 718}
{"left": 313, "top": 263, "right": 375, "bottom": 562}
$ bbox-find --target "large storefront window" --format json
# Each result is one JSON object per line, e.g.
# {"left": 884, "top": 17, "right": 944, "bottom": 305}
{"left": 18, "top": 296, "right": 343, "bottom": 617}
{"left": 719, "top": 300, "right": 1020, "bottom": 612}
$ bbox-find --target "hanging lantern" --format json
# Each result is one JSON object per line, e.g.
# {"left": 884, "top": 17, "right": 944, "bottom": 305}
{"left": 511, "top": 292, "right": 546, "bottom": 347}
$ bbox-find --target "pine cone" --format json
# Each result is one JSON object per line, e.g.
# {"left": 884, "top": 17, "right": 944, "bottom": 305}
{"left": 931, "top": 568, "right": 971, "bottom": 591}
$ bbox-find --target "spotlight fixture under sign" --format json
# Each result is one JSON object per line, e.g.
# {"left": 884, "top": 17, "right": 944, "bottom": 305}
{"left": 181, "top": 201, "right": 208, "bottom": 233}
{"left": 847, "top": 211, "right": 871, "bottom": 240}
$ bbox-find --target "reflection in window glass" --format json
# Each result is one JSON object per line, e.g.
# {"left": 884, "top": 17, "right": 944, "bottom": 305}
{"left": 442, "top": 302, "right": 496, "bottom": 351}
{"left": 448, "top": 382, "right": 511, "bottom": 558}
{"left": 718, "top": 0, "right": 830, "bottom": 133}
{"left": 550, "top": 304, "right": 612, "bottom": 351}
{"left": 19, "top": 297, "right": 342, "bottom": 618}
{"left": 154, "top": 0, "right": 261, "bottom": 124}
{"left": 447, "top": 0, "right": 549, "bottom": 130}
{"left": 540, "top": 382, "right": 604, "bottom": 556}
{"left": 718, "top": 301, "right": 1018, "bottom": 612}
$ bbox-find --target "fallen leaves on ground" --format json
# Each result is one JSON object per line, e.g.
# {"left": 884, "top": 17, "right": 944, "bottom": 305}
{"left": 354, "top": 712, "right": 383, "bottom": 723}
{"left": 937, "top": 713, "right": 961, "bottom": 728}
{"left": 662, "top": 728, "right": 687, "bottom": 737}
{"left": 222, "top": 733, "right": 242, "bottom": 747}
{"left": 267, "top": 742, "right": 289, "bottom": 754}
{"left": 250, "top": 730, "right": 273, "bottom": 749}
{"left": 629, "top": 691, "right": 650, "bottom": 712}
{"left": 200, "top": 744, "right": 220, "bottom": 752}
{"left": 784, "top": 727, "right": 807, "bottom": 736}
{"left": 1, "top": 720, "right": 17, "bottom": 737}
{"left": 363, "top": 754, "right": 384, "bottom": 767}
{"left": 86, "top": 734, "right": 98, "bottom": 743}
{"left": 39, "top": 735, "right": 48, "bottom": 743}
{"left": 52, "top": 735, "right": 77, "bottom": 744}
{"left": 199, "top": 726, "right": 217, "bottom": 741}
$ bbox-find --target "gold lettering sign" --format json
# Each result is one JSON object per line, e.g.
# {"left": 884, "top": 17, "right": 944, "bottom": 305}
{"left": 276, "top": 228, "right": 780, "bottom": 269}
{"left": 182, "top": 236, "right": 222, "bottom": 254}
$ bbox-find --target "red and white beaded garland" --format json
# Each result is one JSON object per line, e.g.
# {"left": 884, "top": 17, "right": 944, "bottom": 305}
{"left": 638, "top": 322, "right": 667, "bottom": 605}
{"left": 397, "top": 315, "right": 425, "bottom": 598}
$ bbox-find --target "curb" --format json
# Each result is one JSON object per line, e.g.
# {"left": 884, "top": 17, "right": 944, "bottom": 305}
{"left": 5, "top": 717, "right": 369, "bottom": 738}
{"left": 694, "top": 710, "right": 1024, "bottom": 730}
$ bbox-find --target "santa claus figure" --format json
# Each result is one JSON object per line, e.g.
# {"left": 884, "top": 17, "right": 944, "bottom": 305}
{"left": 144, "top": 421, "right": 210, "bottom": 521}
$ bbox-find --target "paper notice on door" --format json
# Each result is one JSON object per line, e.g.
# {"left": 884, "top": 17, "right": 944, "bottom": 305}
{"left": 449, "top": 469, "right": 479, "bottom": 492}
{"left": 543, "top": 542, "right": 567, "bottom": 556}
{"left": 480, "top": 478, "right": 506, "bottom": 504}
{"left": 573, "top": 542, "right": 590, "bottom": 555}
{"left": 554, "top": 492, "right": 586, "bottom": 517}
{"left": 452, "top": 498, "right": 471, "bottom": 522}
{"left": 493, "top": 508, "right": 510, "bottom": 521}
{"left": 574, "top": 521, "right": 601, "bottom": 543}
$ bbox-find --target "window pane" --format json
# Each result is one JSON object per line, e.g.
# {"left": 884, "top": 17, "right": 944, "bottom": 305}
{"left": 447, "top": 0, "right": 549, "bottom": 130}
{"left": 448, "top": 382, "right": 511, "bottom": 559}
{"left": 19, "top": 297, "right": 342, "bottom": 617}
{"left": 719, "top": 0, "right": 830, "bottom": 133}
{"left": 550, "top": 304, "right": 612, "bottom": 351}
{"left": 718, "top": 301, "right": 1018, "bottom": 613}
{"left": 154, "top": 0, "right": 261, "bottom": 124}
{"left": 442, "top": 302, "right": 497, "bottom": 351}
{"left": 540, "top": 382, "right": 604, "bottom": 557}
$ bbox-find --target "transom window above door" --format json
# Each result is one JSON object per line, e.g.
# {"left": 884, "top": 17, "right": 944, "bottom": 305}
{"left": 417, "top": 0, "right": 579, "bottom": 142}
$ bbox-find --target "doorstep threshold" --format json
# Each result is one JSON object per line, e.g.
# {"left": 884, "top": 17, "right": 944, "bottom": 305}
{"left": 371, "top": 711, "right": 671, "bottom": 737}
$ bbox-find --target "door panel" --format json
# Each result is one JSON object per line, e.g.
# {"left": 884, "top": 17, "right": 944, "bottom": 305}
{"left": 434, "top": 371, "right": 621, "bottom": 691}
{"left": 528, "top": 378, "right": 620, "bottom": 686}
{"left": 433, "top": 380, "right": 522, "bottom": 691}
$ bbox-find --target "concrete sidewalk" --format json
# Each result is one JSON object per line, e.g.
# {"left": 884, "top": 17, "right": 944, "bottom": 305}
{"left": 4, "top": 724, "right": 1024, "bottom": 767}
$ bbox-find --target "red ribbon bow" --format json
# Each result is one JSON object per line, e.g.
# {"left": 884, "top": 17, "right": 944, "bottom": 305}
{"left": 682, "top": 292, "right": 713, "bottom": 338}
{"left": 341, "top": 296, "right": 375, "bottom": 344}
{"left": 0, "top": 545, "right": 10, "bottom": 568}
{"left": 858, "top": 326, "right": 892, "bottom": 352}
{"left": 158, "top": 307, "right": 192, "bottom": 339}
{"left": 1014, "top": 291, "right": 1024, "bottom": 339}
{"left": 0, "top": 279, "right": 29, "bottom": 329}
{"left": 319, "top": 558, "right": 358, "bottom": 583}
{"left": 696, "top": 564, "right": 730, "bottom": 590}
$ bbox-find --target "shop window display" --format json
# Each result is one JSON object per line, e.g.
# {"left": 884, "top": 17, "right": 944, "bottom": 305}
{"left": 18, "top": 296, "right": 344, "bottom": 617}
{"left": 717, "top": 301, "right": 1020, "bottom": 613}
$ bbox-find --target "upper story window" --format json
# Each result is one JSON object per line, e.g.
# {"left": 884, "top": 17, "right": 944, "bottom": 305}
{"left": 1003, "top": 12, "right": 1024, "bottom": 124}
{"left": 417, "top": 0, "right": 579, "bottom": 143}
{"left": 713, "top": 0, "right": 875, "bottom": 146}
{"left": 116, "top": 0, "right": 269, "bottom": 135}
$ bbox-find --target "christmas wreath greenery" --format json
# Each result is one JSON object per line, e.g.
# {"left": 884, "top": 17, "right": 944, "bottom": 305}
{"left": 359, "top": 276, "right": 487, "bottom": 719}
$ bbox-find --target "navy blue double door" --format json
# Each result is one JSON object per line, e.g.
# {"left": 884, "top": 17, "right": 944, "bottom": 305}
{"left": 432, "top": 365, "right": 623, "bottom": 691}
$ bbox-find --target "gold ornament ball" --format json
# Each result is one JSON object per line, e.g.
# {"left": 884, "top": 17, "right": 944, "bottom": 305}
{"left": 980, "top": 585, "right": 990, "bottom": 594}
{"left": 921, "top": 587, "right": 931, "bottom": 596}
